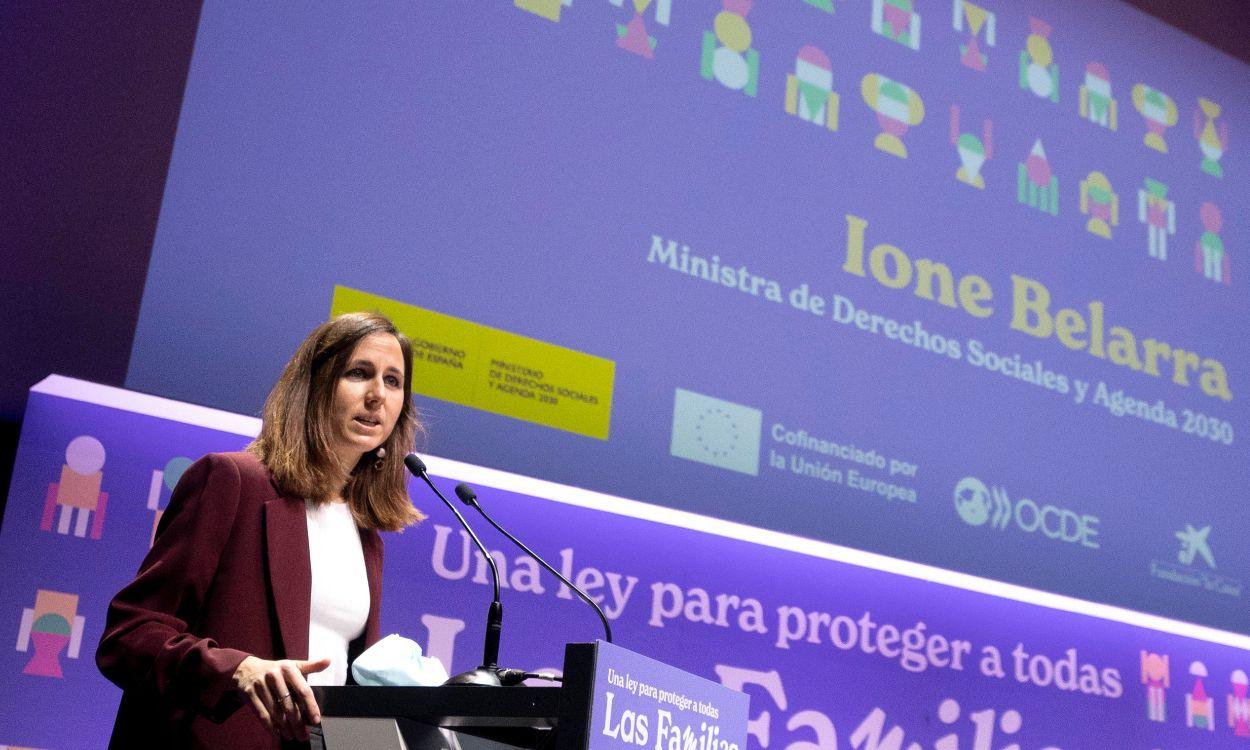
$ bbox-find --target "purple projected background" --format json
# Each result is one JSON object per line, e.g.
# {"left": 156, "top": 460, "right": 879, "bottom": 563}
{"left": 125, "top": 1, "right": 1249, "bottom": 633}
{"left": 3, "top": 379, "right": 1249, "bottom": 749}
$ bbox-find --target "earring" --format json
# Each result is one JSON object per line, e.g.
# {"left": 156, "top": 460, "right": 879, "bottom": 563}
{"left": 374, "top": 446, "right": 387, "bottom": 470}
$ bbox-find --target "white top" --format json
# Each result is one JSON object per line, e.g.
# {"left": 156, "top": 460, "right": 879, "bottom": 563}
{"left": 304, "top": 500, "right": 370, "bottom": 686}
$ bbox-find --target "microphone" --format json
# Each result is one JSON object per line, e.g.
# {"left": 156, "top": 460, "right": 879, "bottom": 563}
{"left": 454, "top": 483, "right": 613, "bottom": 644}
{"left": 404, "top": 454, "right": 506, "bottom": 686}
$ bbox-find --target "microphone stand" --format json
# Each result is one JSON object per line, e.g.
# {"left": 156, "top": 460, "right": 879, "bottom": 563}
{"left": 455, "top": 483, "right": 613, "bottom": 644}
{"left": 404, "top": 454, "right": 505, "bottom": 686}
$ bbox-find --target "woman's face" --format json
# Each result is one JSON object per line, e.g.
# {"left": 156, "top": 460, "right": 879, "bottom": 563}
{"left": 328, "top": 332, "right": 407, "bottom": 471}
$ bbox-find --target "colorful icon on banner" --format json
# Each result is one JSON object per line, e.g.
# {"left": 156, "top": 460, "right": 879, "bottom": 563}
{"left": 1079, "top": 171, "right": 1118, "bottom": 239}
{"left": 1132, "top": 84, "right": 1178, "bottom": 153}
{"left": 785, "top": 46, "right": 840, "bottom": 130}
{"left": 1019, "top": 17, "right": 1058, "bottom": 102}
{"left": 1230, "top": 670, "right": 1250, "bottom": 736}
{"left": 1142, "top": 651, "right": 1170, "bottom": 722}
{"left": 953, "top": 1, "right": 995, "bottom": 71}
{"left": 40, "top": 435, "right": 108, "bottom": 540}
{"left": 804, "top": 0, "right": 838, "bottom": 13}
{"left": 1138, "top": 178, "right": 1176, "bottom": 261}
{"left": 147, "top": 456, "right": 193, "bottom": 545}
{"left": 950, "top": 106, "right": 991, "bottom": 188}
{"left": 670, "top": 388, "right": 762, "bottom": 476}
{"left": 16, "top": 590, "right": 85, "bottom": 678}
{"left": 1194, "top": 98, "right": 1228, "bottom": 178}
{"left": 611, "top": 0, "right": 670, "bottom": 59}
{"left": 861, "top": 74, "right": 923, "bottom": 158}
{"left": 871, "top": 0, "right": 920, "bottom": 50}
{"left": 1195, "top": 203, "right": 1230, "bottom": 285}
{"left": 515, "top": 0, "right": 572, "bottom": 22}
{"left": 1017, "top": 139, "right": 1057, "bottom": 215}
{"left": 1188, "top": 661, "right": 1216, "bottom": 730}
{"left": 701, "top": 0, "right": 759, "bottom": 97}
{"left": 1079, "top": 62, "right": 1117, "bottom": 130}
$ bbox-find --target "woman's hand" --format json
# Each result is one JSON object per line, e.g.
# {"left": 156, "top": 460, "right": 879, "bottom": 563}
{"left": 232, "top": 655, "right": 331, "bottom": 740}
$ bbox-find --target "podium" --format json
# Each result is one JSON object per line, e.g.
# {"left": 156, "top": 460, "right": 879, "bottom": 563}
{"left": 313, "top": 641, "right": 748, "bottom": 750}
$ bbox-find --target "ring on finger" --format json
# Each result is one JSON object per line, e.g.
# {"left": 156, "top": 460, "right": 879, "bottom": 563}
{"left": 279, "top": 693, "right": 292, "bottom": 702}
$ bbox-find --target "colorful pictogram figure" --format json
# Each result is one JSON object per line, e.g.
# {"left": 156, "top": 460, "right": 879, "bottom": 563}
{"left": 40, "top": 435, "right": 108, "bottom": 540}
{"left": 950, "top": 106, "right": 992, "bottom": 188}
{"left": 1079, "top": 171, "right": 1118, "bottom": 239}
{"left": 1017, "top": 139, "right": 1057, "bottom": 215}
{"left": 701, "top": 0, "right": 759, "bottom": 97}
{"left": 147, "top": 456, "right": 193, "bottom": 546}
{"left": 861, "top": 74, "right": 924, "bottom": 158}
{"left": 803, "top": 0, "right": 838, "bottom": 13}
{"left": 610, "top": 0, "right": 670, "bottom": 58}
{"left": 1188, "top": 661, "right": 1216, "bottom": 730}
{"left": 785, "top": 46, "right": 839, "bottom": 131}
{"left": 1019, "top": 17, "right": 1058, "bottom": 103}
{"left": 1132, "top": 84, "right": 1178, "bottom": 153}
{"left": 953, "top": 1, "right": 995, "bottom": 71}
{"left": 1142, "top": 651, "right": 1170, "bottom": 722}
{"left": 1194, "top": 98, "right": 1228, "bottom": 178}
{"left": 16, "top": 590, "right": 84, "bottom": 678}
{"left": 1079, "top": 62, "right": 1117, "bottom": 130}
{"left": 1195, "top": 202, "right": 1230, "bottom": 285}
{"left": 515, "top": 0, "right": 572, "bottom": 22}
{"left": 1138, "top": 178, "right": 1176, "bottom": 260}
{"left": 1229, "top": 670, "right": 1250, "bottom": 737}
{"left": 872, "top": 0, "right": 920, "bottom": 50}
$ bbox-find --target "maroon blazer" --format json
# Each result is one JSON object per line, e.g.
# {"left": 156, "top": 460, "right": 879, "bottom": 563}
{"left": 96, "top": 452, "right": 383, "bottom": 749}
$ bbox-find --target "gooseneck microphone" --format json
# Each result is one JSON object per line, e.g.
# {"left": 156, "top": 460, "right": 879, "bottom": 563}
{"left": 404, "top": 454, "right": 507, "bottom": 686}
{"left": 454, "top": 483, "right": 614, "bottom": 644}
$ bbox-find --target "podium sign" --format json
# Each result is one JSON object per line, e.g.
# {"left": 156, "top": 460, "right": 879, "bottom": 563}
{"left": 578, "top": 641, "right": 748, "bottom": 750}
{"left": 309, "top": 642, "right": 747, "bottom": 750}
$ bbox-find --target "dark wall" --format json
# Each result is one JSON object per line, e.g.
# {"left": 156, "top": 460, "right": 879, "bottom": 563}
{"left": 0, "top": 2, "right": 202, "bottom": 501}
{"left": 0, "top": 0, "right": 1246, "bottom": 503}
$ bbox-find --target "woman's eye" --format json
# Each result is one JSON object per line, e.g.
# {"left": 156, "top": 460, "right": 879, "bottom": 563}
{"left": 385, "top": 375, "right": 401, "bottom": 387}
{"left": 345, "top": 368, "right": 366, "bottom": 379}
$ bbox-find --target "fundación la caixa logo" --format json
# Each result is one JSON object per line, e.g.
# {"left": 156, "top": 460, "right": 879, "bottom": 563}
{"left": 1148, "top": 523, "right": 1243, "bottom": 598}
{"left": 952, "top": 476, "right": 1100, "bottom": 548}
{"left": 670, "top": 388, "right": 762, "bottom": 476}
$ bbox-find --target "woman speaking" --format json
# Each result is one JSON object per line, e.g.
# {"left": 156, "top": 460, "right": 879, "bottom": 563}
{"left": 97, "top": 312, "right": 424, "bottom": 748}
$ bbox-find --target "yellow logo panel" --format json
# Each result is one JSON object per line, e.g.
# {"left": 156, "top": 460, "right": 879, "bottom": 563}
{"left": 331, "top": 286, "right": 614, "bottom": 440}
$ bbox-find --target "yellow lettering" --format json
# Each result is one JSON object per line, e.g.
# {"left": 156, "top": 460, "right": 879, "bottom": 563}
{"left": 1143, "top": 339, "right": 1171, "bottom": 377}
{"left": 1054, "top": 308, "right": 1087, "bottom": 351}
{"left": 1170, "top": 350, "right": 1199, "bottom": 386}
{"left": 843, "top": 214, "right": 868, "bottom": 277}
{"left": 1200, "top": 360, "right": 1233, "bottom": 401}
{"left": 1088, "top": 301, "right": 1105, "bottom": 358}
{"left": 958, "top": 275, "right": 993, "bottom": 318}
{"left": 913, "top": 259, "right": 956, "bottom": 308}
{"left": 870, "top": 244, "right": 912, "bottom": 289}
{"left": 1010, "top": 275, "right": 1052, "bottom": 337}
{"left": 1107, "top": 327, "right": 1142, "bottom": 370}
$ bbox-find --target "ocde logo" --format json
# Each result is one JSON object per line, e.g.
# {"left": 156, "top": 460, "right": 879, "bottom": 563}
{"left": 952, "top": 476, "right": 1101, "bottom": 549}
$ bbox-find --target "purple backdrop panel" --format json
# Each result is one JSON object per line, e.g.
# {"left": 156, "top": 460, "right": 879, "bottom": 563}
{"left": 2, "top": 377, "right": 1249, "bottom": 749}
{"left": 0, "top": 377, "right": 256, "bottom": 748}
{"left": 401, "top": 466, "right": 1250, "bottom": 750}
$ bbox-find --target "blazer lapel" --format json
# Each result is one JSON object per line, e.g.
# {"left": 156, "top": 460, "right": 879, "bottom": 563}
{"left": 264, "top": 495, "right": 311, "bottom": 660}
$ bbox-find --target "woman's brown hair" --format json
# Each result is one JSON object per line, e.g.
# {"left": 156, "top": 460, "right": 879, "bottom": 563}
{"left": 249, "top": 312, "right": 425, "bottom": 531}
